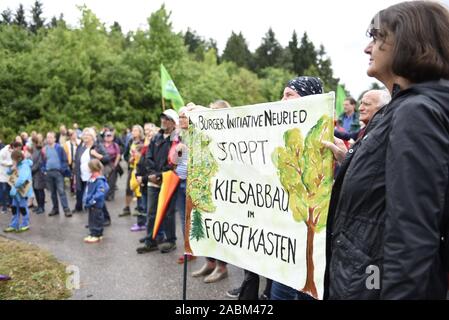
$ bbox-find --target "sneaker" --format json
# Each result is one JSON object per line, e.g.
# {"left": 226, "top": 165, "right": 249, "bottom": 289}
{"left": 31, "top": 206, "right": 39, "bottom": 213}
{"left": 35, "top": 207, "right": 45, "bottom": 215}
{"left": 72, "top": 208, "right": 83, "bottom": 214}
{"left": 136, "top": 243, "right": 158, "bottom": 254}
{"left": 103, "top": 220, "right": 111, "bottom": 227}
{"left": 159, "top": 242, "right": 177, "bottom": 253}
{"left": 130, "top": 224, "right": 146, "bottom": 232}
{"left": 226, "top": 287, "right": 241, "bottom": 299}
{"left": 3, "top": 227, "right": 17, "bottom": 233}
{"left": 17, "top": 226, "right": 30, "bottom": 232}
{"left": 0, "top": 275, "right": 11, "bottom": 281}
{"left": 64, "top": 208, "right": 72, "bottom": 217}
{"left": 119, "top": 207, "right": 131, "bottom": 217}
{"left": 84, "top": 236, "right": 101, "bottom": 243}
{"left": 48, "top": 210, "right": 59, "bottom": 216}
{"left": 177, "top": 254, "right": 196, "bottom": 264}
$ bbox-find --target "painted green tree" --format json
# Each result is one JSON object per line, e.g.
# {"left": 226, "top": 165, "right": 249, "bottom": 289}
{"left": 272, "top": 115, "right": 333, "bottom": 299}
{"left": 186, "top": 126, "right": 219, "bottom": 241}
{"left": 190, "top": 209, "right": 205, "bottom": 241}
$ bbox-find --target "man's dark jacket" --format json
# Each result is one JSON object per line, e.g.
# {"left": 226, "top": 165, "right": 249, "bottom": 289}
{"left": 143, "top": 130, "right": 174, "bottom": 183}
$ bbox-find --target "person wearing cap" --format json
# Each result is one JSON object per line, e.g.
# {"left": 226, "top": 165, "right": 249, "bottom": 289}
{"left": 136, "top": 109, "right": 180, "bottom": 254}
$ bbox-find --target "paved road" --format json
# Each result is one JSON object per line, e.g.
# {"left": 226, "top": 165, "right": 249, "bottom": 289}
{"left": 0, "top": 170, "right": 259, "bottom": 300}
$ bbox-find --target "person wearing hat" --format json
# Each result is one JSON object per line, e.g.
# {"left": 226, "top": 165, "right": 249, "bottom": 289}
{"left": 137, "top": 109, "right": 180, "bottom": 254}
{"left": 234, "top": 76, "right": 324, "bottom": 301}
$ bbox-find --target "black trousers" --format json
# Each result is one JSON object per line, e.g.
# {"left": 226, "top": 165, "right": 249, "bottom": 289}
{"left": 34, "top": 188, "right": 45, "bottom": 210}
{"left": 238, "top": 270, "right": 272, "bottom": 300}
{"left": 88, "top": 207, "right": 104, "bottom": 237}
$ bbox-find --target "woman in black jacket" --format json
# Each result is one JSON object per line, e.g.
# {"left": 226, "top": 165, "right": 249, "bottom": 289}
{"left": 72, "top": 128, "right": 111, "bottom": 224}
{"left": 325, "top": 1, "right": 449, "bottom": 300}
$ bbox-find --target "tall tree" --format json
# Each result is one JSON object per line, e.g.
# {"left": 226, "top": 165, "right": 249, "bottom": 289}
{"left": 1, "top": 9, "right": 13, "bottom": 25}
{"left": 316, "top": 44, "right": 339, "bottom": 92}
{"left": 30, "top": 0, "right": 45, "bottom": 33}
{"left": 184, "top": 28, "right": 203, "bottom": 53}
{"left": 13, "top": 4, "right": 27, "bottom": 28}
{"left": 297, "top": 32, "right": 317, "bottom": 76}
{"left": 286, "top": 30, "right": 301, "bottom": 74}
{"left": 222, "top": 31, "right": 253, "bottom": 69}
{"left": 254, "top": 28, "right": 283, "bottom": 72}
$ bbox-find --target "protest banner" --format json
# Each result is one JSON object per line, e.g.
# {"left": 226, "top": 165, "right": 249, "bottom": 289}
{"left": 185, "top": 93, "right": 334, "bottom": 299}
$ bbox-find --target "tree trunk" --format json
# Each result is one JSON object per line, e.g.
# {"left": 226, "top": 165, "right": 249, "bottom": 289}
{"left": 302, "top": 207, "right": 318, "bottom": 299}
{"left": 184, "top": 195, "right": 194, "bottom": 254}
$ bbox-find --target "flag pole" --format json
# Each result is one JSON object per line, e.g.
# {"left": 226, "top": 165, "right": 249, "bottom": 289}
{"left": 183, "top": 252, "right": 188, "bottom": 300}
{"left": 162, "top": 97, "right": 166, "bottom": 111}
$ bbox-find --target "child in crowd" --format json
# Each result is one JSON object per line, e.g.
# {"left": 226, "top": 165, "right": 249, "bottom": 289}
{"left": 3, "top": 150, "right": 33, "bottom": 233}
{"left": 130, "top": 143, "right": 146, "bottom": 232}
{"left": 83, "top": 159, "right": 109, "bottom": 243}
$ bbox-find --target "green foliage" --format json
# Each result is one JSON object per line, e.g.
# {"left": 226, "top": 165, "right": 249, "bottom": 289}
{"left": 0, "top": 4, "right": 344, "bottom": 143}
{"left": 190, "top": 209, "right": 205, "bottom": 241}
{"left": 30, "top": 1, "right": 45, "bottom": 34}
{"left": 13, "top": 4, "right": 27, "bottom": 28}
{"left": 254, "top": 28, "right": 283, "bottom": 72}
{"left": 259, "top": 67, "right": 295, "bottom": 102}
{"left": 272, "top": 115, "right": 333, "bottom": 231}
{"left": 222, "top": 31, "right": 253, "bottom": 70}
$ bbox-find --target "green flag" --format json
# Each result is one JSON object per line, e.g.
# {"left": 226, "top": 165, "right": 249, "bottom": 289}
{"left": 335, "top": 84, "right": 346, "bottom": 117}
{"left": 161, "top": 64, "right": 185, "bottom": 111}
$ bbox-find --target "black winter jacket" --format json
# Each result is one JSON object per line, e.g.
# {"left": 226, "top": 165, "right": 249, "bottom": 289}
{"left": 324, "top": 80, "right": 449, "bottom": 300}
{"left": 143, "top": 130, "right": 174, "bottom": 181}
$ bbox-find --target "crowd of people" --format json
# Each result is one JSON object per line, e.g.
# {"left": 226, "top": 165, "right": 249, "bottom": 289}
{"left": 1, "top": 1, "right": 449, "bottom": 300}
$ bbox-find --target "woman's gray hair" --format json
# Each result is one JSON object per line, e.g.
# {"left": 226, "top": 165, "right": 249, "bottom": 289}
{"left": 82, "top": 127, "right": 97, "bottom": 141}
{"left": 132, "top": 125, "right": 144, "bottom": 140}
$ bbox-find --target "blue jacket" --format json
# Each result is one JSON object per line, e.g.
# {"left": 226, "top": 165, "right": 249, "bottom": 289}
{"left": 83, "top": 175, "right": 109, "bottom": 209}
{"left": 41, "top": 143, "right": 71, "bottom": 177}
{"left": 8, "top": 159, "right": 33, "bottom": 199}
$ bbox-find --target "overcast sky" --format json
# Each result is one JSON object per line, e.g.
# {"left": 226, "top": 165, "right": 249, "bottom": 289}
{"left": 2, "top": 0, "right": 449, "bottom": 98}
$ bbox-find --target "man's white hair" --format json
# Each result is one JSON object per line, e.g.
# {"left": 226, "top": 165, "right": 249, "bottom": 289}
{"left": 365, "top": 89, "right": 391, "bottom": 108}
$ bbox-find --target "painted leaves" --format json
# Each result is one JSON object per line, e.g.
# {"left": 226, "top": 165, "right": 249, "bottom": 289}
{"left": 272, "top": 115, "right": 333, "bottom": 232}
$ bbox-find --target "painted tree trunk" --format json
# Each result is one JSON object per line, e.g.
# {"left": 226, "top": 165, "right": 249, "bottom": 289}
{"left": 184, "top": 195, "right": 194, "bottom": 254}
{"left": 302, "top": 207, "right": 318, "bottom": 299}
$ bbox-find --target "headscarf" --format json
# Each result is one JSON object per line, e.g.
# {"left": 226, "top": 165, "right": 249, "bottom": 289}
{"left": 287, "top": 76, "right": 324, "bottom": 96}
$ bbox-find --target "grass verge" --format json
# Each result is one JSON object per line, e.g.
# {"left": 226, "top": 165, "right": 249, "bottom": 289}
{"left": 0, "top": 236, "right": 72, "bottom": 300}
